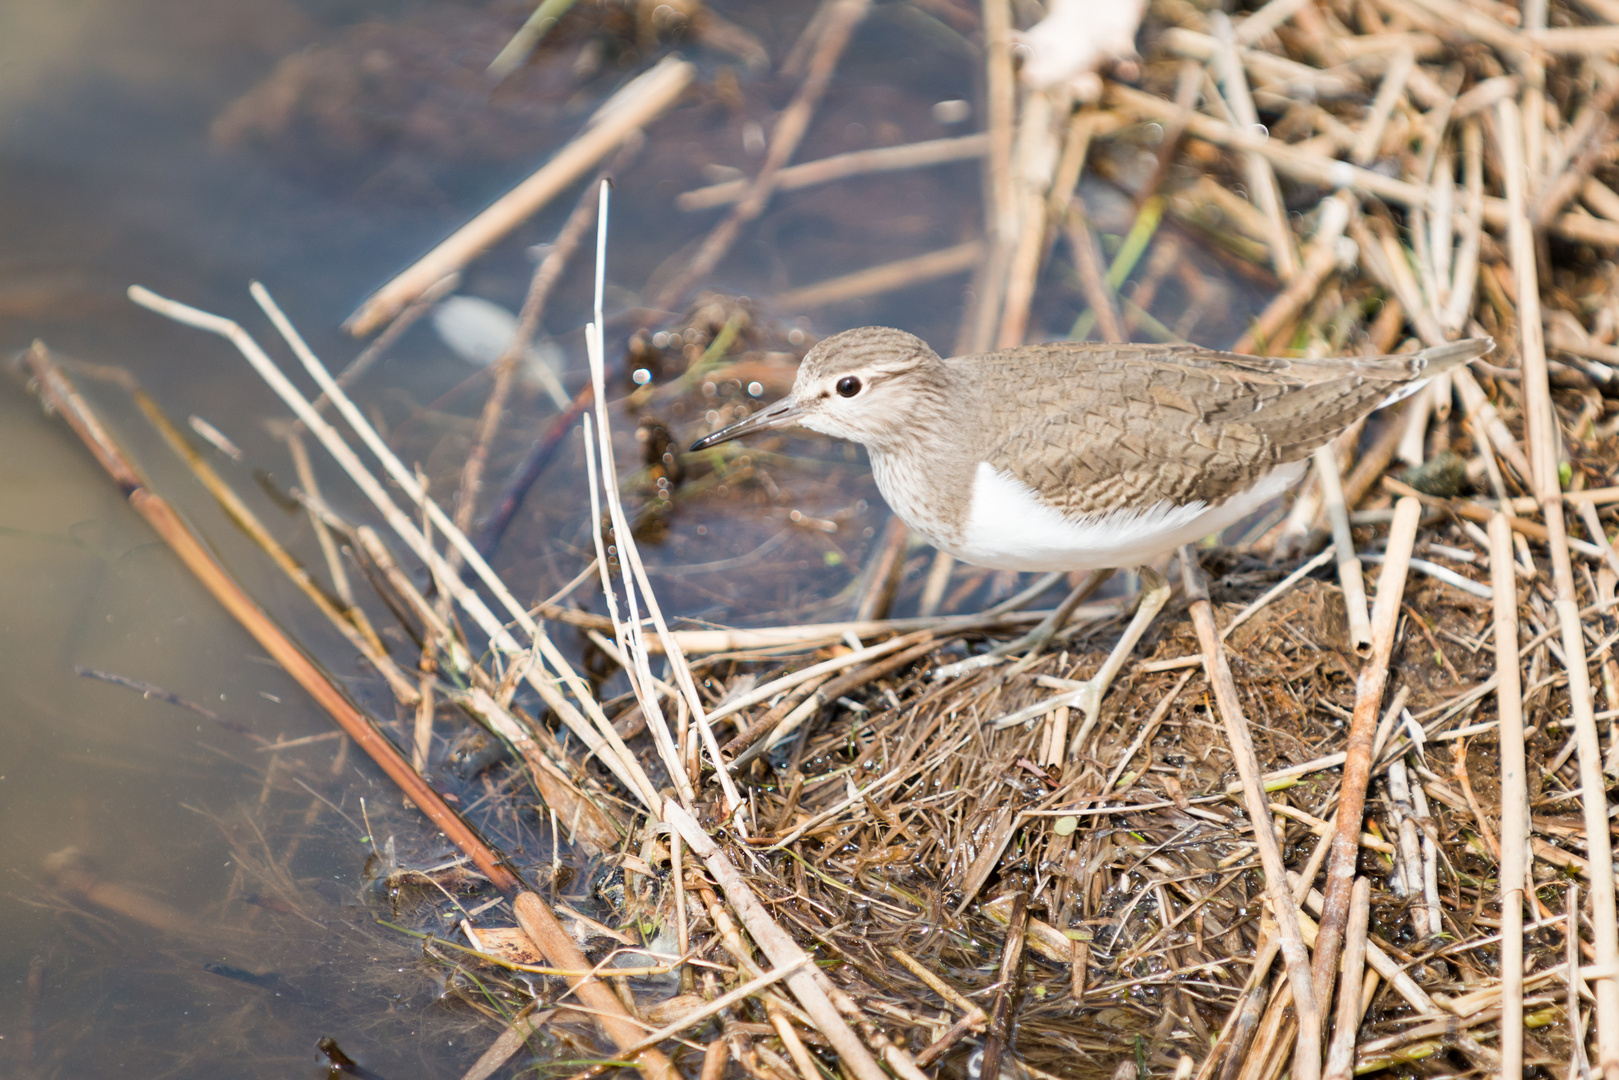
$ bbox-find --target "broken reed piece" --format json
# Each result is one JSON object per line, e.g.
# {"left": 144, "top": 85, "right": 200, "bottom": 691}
{"left": 44, "top": 847, "right": 190, "bottom": 934}
{"left": 1181, "top": 549, "right": 1322, "bottom": 1080}
{"left": 1310, "top": 496, "right": 1420, "bottom": 1034}
{"left": 344, "top": 57, "right": 694, "bottom": 337}
{"left": 677, "top": 132, "right": 990, "bottom": 210}
{"left": 773, "top": 240, "right": 983, "bottom": 312}
{"left": 510, "top": 892, "right": 678, "bottom": 1080}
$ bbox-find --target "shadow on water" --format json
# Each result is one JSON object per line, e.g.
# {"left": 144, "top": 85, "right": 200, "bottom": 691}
{"left": 0, "top": 2, "right": 1270, "bottom": 1075}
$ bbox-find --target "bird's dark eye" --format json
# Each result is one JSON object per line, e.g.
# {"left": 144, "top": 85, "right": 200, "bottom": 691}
{"left": 836, "top": 376, "right": 862, "bottom": 398}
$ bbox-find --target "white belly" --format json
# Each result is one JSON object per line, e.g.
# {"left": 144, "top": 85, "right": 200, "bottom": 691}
{"left": 951, "top": 460, "right": 1307, "bottom": 571}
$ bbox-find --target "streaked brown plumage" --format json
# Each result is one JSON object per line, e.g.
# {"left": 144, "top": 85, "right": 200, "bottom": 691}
{"left": 694, "top": 327, "right": 1492, "bottom": 571}
{"left": 693, "top": 325, "right": 1492, "bottom": 703}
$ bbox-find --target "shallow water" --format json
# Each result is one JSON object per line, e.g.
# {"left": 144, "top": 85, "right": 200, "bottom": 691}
{"left": 0, "top": 2, "right": 1267, "bottom": 1075}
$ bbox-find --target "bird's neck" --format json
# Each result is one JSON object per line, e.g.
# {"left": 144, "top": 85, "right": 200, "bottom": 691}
{"left": 867, "top": 400, "right": 979, "bottom": 549}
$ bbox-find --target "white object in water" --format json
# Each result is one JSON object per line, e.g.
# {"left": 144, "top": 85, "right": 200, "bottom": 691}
{"left": 1014, "top": 0, "right": 1147, "bottom": 96}
{"left": 432, "top": 294, "right": 570, "bottom": 408}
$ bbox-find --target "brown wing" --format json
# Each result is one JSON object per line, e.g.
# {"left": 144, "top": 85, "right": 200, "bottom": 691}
{"left": 949, "top": 340, "right": 1487, "bottom": 516}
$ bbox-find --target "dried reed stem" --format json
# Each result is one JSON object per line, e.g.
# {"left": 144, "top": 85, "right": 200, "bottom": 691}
{"left": 1312, "top": 497, "right": 1420, "bottom": 1029}
{"left": 285, "top": 430, "right": 354, "bottom": 606}
{"left": 773, "top": 241, "right": 982, "bottom": 312}
{"left": 1211, "top": 14, "right": 1299, "bottom": 279}
{"left": 1350, "top": 46, "right": 1413, "bottom": 167}
{"left": 1066, "top": 197, "right": 1125, "bottom": 343}
{"left": 512, "top": 892, "right": 678, "bottom": 1080}
{"left": 1182, "top": 551, "right": 1322, "bottom": 1080}
{"left": 678, "top": 133, "right": 989, "bottom": 210}
{"left": 1499, "top": 97, "right": 1619, "bottom": 1078}
{"left": 1490, "top": 513, "right": 1528, "bottom": 1076}
{"left": 580, "top": 186, "right": 745, "bottom": 819}
{"left": 1316, "top": 443, "right": 1374, "bottom": 655}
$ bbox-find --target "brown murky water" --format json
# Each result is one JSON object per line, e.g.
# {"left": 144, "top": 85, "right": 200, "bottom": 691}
{"left": 0, "top": 2, "right": 1266, "bottom": 1075}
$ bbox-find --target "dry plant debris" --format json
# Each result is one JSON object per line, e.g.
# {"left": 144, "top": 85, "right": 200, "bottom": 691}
{"left": 18, "top": 0, "right": 1619, "bottom": 1078}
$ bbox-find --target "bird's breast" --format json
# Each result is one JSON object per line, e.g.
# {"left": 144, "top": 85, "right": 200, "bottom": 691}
{"left": 946, "top": 460, "right": 1307, "bottom": 571}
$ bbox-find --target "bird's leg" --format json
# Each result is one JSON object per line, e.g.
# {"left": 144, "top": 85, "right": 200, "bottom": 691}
{"left": 1006, "top": 567, "right": 1117, "bottom": 659}
{"left": 934, "top": 569, "right": 1115, "bottom": 679}
{"left": 1061, "top": 566, "right": 1172, "bottom": 754}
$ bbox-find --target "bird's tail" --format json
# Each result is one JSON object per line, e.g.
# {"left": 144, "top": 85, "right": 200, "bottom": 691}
{"left": 1414, "top": 336, "right": 1495, "bottom": 372}
{"left": 1377, "top": 336, "right": 1494, "bottom": 407}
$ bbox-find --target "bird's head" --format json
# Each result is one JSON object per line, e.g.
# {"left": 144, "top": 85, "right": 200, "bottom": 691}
{"left": 689, "top": 326, "right": 946, "bottom": 453}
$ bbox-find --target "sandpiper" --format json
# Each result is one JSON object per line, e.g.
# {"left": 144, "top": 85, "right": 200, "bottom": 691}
{"left": 692, "top": 327, "right": 1492, "bottom": 722}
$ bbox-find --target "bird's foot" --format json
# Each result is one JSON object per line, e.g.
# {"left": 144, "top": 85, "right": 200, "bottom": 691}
{"left": 1060, "top": 567, "right": 1172, "bottom": 753}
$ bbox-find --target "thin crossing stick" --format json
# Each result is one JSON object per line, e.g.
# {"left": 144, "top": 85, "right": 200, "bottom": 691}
{"left": 1211, "top": 13, "right": 1299, "bottom": 279}
{"left": 1316, "top": 443, "right": 1373, "bottom": 656}
{"left": 650, "top": 0, "right": 870, "bottom": 313}
{"left": 1490, "top": 513, "right": 1529, "bottom": 1078}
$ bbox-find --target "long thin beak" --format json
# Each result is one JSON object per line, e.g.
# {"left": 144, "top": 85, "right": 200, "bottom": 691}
{"left": 689, "top": 395, "right": 804, "bottom": 451}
